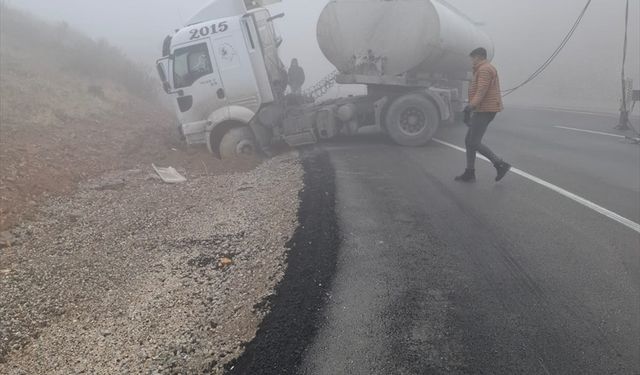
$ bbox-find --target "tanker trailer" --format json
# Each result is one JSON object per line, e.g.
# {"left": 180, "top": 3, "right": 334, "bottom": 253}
{"left": 294, "top": 0, "right": 495, "bottom": 146}
{"left": 317, "top": 0, "right": 494, "bottom": 77}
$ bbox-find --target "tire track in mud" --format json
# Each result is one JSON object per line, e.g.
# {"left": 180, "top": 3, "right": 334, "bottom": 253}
{"left": 226, "top": 148, "right": 340, "bottom": 375}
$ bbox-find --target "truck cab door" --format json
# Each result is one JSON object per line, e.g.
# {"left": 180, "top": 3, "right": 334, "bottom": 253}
{"left": 171, "top": 40, "right": 226, "bottom": 126}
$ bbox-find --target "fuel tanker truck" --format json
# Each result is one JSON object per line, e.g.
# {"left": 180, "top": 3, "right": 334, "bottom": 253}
{"left": 156, "top": 0, "right": 494, "bottom": 158}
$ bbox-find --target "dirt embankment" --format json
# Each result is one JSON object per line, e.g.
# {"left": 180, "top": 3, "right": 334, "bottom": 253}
{"left": 0, "top": 6, "right": 306, "bottom": 374}
{"left": 0, "top": 5, "right": 260, "bottom": 232}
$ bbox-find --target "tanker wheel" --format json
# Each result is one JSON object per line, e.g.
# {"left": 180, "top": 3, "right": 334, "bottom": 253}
{"left": 219, "top": 126, "right": 258, "bottom": 160}
{"left": 385, "top": 94, "right": 440, "bottom": 147}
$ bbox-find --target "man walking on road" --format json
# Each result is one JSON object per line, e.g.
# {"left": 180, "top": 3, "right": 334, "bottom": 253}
{"left": 456, "top": 47, "right": 511, "bottom": 183}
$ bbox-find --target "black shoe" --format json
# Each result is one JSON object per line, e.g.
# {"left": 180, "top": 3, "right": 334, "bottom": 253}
{"left": 495, "top": 162, "right": 511, "bottom": 182}
{"left": 455, "top": 169, "right": 476, "bottom": 183}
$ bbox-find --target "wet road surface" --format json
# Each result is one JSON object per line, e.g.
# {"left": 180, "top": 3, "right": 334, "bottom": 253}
{"left": 300, "top": 108, "right": 640, "bottom": 375}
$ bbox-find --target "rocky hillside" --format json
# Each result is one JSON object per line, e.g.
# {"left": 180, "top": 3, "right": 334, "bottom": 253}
{"left": 0, "top": 6, "right": 306, "bottom": 374}
{"left": 0, "top": 5, "right": 249, "bottom": 231}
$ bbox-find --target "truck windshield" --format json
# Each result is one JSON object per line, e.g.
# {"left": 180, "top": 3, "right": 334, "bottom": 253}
{"left": 173, "top": 43, "right": 213, "bottom": 89}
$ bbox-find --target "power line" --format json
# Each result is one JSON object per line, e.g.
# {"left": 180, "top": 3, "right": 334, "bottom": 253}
{"left": 502, "top": 0, "right": 592, "bottom": 97}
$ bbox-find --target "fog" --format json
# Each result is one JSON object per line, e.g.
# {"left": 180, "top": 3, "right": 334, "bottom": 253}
{"left": 9, "top": 0, "right": 639, "bottom": 111}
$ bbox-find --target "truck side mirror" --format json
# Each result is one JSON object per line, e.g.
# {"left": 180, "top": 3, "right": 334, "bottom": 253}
{"left": 267, "top": 12, "right": 285, "bottom": 22}
{"left": 156, "top": 61, "right": 167, "bottom": 82}
{"left": 268, "top": 13, "right": 285, "bottom": 47}
{"left": 156, "top": 58, "right": 171, "bottom": 93}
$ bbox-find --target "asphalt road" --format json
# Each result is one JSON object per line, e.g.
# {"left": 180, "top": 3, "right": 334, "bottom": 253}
{"left": 299, "top": 108, "right": 640, "bottom": 375}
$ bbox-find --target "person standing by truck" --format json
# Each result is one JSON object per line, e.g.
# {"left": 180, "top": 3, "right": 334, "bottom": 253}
{"left": 287, "top": 58, "right": 305, "bottom": 95}
{"left": 456, "top": 47, "right": 511, "bottom": 183}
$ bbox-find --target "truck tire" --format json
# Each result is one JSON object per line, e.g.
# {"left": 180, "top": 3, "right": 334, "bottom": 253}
{"left": 219, "top": 126, "right": 258, "bottom": 160}
{"left": 384, "top": 94, "right": 440, "bottom": 146}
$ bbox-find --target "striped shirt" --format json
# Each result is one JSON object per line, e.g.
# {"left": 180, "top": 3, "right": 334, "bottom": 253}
{"left": 469, "top": 60, "right": 504, "bottom": 113}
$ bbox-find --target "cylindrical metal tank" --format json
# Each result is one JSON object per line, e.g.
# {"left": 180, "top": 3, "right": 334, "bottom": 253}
{"left": 187, "top": 0, "right": 246, "bottom": 25}
{"left": 316, "top": 0, "right": 494, "bottom": 76}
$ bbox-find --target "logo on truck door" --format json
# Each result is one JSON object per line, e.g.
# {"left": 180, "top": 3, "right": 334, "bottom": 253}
{"left": 189, "top": 22, "right": 229, "bottom": 40}
{"left": 219, "top": 43, "right": 237, "bottom": 62}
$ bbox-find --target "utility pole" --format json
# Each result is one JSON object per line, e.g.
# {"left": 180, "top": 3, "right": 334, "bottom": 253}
{"left": 616, "top": 0, "right": 631, "bottom": 131}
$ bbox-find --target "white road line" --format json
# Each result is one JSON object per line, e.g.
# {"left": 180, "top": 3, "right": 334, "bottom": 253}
{"left": 526, "top": 106, "right": 619, "bottom": 118}
{"left": 432, "top": 138, "right": 640, "bottom": 234}
{"left": 553, "top": 126, "right": 628, "bottom": 139}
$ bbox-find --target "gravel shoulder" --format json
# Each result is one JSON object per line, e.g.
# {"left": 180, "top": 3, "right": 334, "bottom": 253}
{"left": 0, "top": 153, "right": 302, "bottom": 374}
{"left": 227, "top": 148, "right": 340, "bottom": 375}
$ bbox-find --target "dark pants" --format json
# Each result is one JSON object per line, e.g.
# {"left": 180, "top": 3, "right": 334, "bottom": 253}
{"left": 465, "top": 112, "right": 501, "bottom": 169}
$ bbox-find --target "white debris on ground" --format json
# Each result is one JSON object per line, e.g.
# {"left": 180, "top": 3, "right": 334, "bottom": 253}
{"left": 0, "top": 153, "right": 303, "bottom": 375}
{"left": 152, "top": 164, "right": 188, "bottom": 184}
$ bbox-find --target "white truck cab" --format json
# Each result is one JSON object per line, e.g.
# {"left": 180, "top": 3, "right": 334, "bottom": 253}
{"left": 157, "top": 2, "right": 286, "bottom": 158}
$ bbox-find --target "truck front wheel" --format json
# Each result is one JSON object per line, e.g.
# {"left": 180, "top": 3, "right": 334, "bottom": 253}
{"left": 219, "top": 126, "right": 258, "bottom": 160}
{"left": 384, "top": 94, "right": 440, "bottom": 147}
